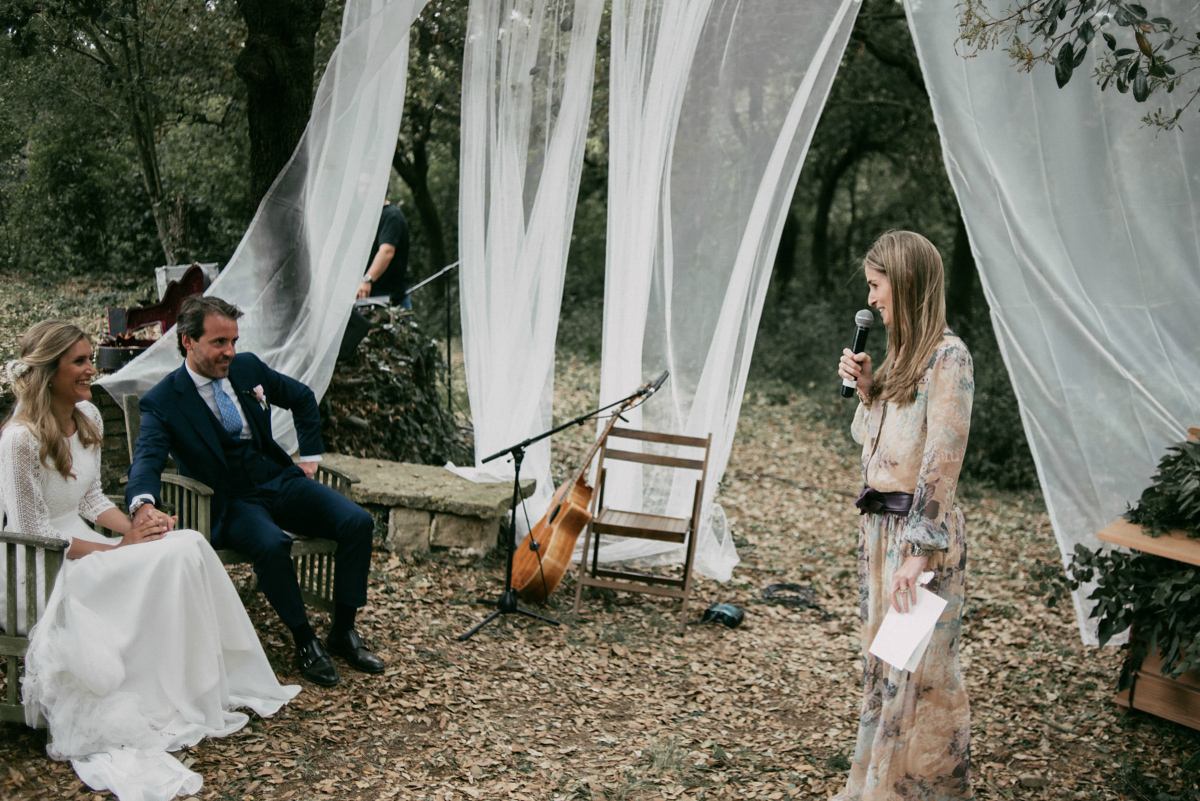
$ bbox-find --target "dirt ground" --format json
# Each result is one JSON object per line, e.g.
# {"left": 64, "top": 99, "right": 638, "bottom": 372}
{"left": 1, "top": 280, "right": 1198, "bottom": 800}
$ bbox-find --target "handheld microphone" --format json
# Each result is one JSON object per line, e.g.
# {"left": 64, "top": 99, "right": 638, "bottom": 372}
{"left": 841, "top": 309, "right": 874, "bottom": 399}
{"left": 645, "top": 370, "right": 669, "bottom": 395}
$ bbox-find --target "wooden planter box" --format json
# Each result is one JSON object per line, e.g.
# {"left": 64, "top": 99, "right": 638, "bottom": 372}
{"left": 1096, "top": 519, "right": 1200, "bottom": 731}
{"left": 1114, "top": 650, "right": 1200, "bottom": 731}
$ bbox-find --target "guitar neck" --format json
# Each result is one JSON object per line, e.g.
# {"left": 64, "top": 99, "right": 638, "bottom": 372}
{"left": 568, "top": 396, "right": 635, "bottom": 487}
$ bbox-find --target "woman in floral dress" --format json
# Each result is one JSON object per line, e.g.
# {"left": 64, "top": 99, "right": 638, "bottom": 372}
{"left": 834, "top": 230, "right": 974, "bottom": 800}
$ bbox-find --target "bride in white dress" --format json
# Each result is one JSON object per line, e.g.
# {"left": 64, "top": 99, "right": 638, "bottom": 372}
{"left": 0, "top": 320, "right": 300, "bottom": 801}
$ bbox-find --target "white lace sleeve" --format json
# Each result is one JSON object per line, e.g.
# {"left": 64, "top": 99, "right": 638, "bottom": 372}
{"left": 77, "top": 402, "right": 116, "bottom": 523}
{"left": 0, "top": 425, "right": 69, "bottom": 542}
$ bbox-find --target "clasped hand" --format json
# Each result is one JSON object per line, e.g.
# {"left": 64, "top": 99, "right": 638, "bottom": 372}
{"left": 121, "top": 516, "right": 174, "bottom": 546}
{"left": 126, "top": 503, "right": 177, "bottom": 546}
{"left": 838, "top": 349, "right": 873, "bottom": 398}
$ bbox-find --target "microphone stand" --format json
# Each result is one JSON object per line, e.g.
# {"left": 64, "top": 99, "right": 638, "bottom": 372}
{"left": 457, "top": 386, "right": 657, "bottom": 641}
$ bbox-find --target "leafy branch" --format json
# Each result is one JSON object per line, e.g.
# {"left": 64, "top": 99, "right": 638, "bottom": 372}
{"left": 1033, "top": 436, "right": 1200, "bottom": 691}
{"left": 1065, "top": 545, "right": 1200, "bottom": 688}
{"left": 1126, "top": 438, "right": 1200, "bottom": 538}
{"left": 958, "top": 0, "right": 1200, "bottom": 129}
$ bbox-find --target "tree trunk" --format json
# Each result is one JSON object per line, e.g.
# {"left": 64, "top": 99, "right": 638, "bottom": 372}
{"left": 234, "top": 0, "right": 327, "bottom": 208}
{"left": 394, "top": 130, "right": 449, "bottom": 277}
{"left": 104, "top": 16, "right": 178, "bottom": 265}
{"left": 772, "top": 206, "right": 799, "bottom": 300}
{"left": 946, "top": 210, "right": 977, "bottom": 337}
{"left": 812, "top": 139, "right": 878, "bottom": 287}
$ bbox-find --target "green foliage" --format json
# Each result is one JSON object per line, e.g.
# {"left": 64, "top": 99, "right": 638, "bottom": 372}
{"left": 960, "top": 330, "right": 1038, "bottom": 490}
{"left": 2, "top": 130, "right": 160, "bottom": 273}
{"left": 321, "top": 310, "right": 470, "bottom": 466}
{"left": 555, "top": 156, "right": 608, "bottom": 361}
{"left": 392, "top": 0, "right": 468, "bottom": 283}
{"left": 959, "top": 0, "right": 1200, "bottom": 130}
{"left": 0, "top": 0, "right": 265, "bottom": 274}
{"left": 1127, "top": 439, "right": 1200, "bottom": 538}
{"left": 1057, "top": 543, "right": 1200, "bottom": 690}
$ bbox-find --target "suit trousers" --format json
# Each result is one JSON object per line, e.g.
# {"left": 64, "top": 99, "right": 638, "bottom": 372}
{"left": 219, "top": 468, "right": 373, "bottom": 629}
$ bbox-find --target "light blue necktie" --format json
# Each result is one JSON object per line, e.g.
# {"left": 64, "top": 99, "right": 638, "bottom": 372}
{"left": 213, "top": 379, "right": 244, "bottom": 438}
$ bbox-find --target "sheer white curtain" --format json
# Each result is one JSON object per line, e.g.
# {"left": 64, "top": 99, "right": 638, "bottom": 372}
{"left": 457, "top": 0, "right": 603, "bottom": 528}
{"left": 905, "top": 0, "right": 1200, "bottom": 642}
{"left": 98, "top": 0, "right": 426, "bottom": 453}
{"left": 594, "top": 0, "right": 861, "bottom": 580}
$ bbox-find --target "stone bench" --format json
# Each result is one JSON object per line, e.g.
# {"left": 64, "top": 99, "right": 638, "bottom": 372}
{"left": 319, "top": 455, "right": 535, "bottom": 555}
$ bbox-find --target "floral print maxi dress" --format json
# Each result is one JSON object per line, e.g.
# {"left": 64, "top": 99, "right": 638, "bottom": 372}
{"left": 835, "top": 333, "right": 974, "bottom": 801}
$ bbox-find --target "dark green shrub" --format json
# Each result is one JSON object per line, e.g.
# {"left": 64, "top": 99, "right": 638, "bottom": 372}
{"left": 321, "top": 310, "right": 470, "bottom": 466}
{"left": 1, "top": 132, "right": 161, "bottom": 275}
{"left": 958, "top": 328, "right": 1038, "bottom": 491}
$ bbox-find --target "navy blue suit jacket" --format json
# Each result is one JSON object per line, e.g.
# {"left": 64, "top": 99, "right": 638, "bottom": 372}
{"left": 125, "top": 353, "right": 324, "bottom": 543}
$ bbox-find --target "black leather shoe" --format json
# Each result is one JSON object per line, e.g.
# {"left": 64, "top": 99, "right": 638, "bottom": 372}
{"left": 325, "top": 630, "right": 386, "bottom": 674}
{"left": 295, "top": 639, "right": 339, "bottom": 686}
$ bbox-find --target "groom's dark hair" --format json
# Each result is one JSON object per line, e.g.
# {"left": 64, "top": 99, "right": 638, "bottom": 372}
{"left": 177, "top": 295, "right": 244, "bottom": 356}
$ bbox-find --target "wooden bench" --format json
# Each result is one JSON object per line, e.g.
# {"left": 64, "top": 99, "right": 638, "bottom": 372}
{"left": 123, "top": 394, "right": 360, "bottom": 613}
{"left": 1, "top": 527, "right": 66, "bottom": 725}
{"left": 2, "top": 495, "right": 132, "bottom": 725}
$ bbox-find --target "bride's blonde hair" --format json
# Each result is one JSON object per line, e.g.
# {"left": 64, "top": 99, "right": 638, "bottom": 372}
{"left": 864, "top": 231, "right": 949, "bottom": 407}
{"left": 4, "top": 321, "right": 101, "bottom": 478}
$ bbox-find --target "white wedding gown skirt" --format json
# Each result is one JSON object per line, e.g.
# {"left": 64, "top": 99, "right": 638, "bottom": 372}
{"left": 23, "top": 520, "right": 300, "bottom": 801}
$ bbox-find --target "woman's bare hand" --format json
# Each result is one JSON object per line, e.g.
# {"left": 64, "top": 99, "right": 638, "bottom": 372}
{"left": 119, "top": 517, "right": 167, "bottom": 547}
{"left": 890, "top": 554, "right": 929, "bottom": 613}
{"left": 839, "top": 348, "right": 873, "bottom": 398}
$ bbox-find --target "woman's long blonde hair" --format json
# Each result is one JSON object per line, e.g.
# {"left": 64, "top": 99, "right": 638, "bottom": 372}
{"left": 4, "top": 321, "right": 101, "bottom": 478}
{"left": 864, "top": 231, "right": 949, "bottom": 407}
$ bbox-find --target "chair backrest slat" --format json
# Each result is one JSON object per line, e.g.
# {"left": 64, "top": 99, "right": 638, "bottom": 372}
{"left": 23, "top": 547, "right": 37, "bottom": 635}
{"left": 5, "top": 541, "right": 15, "bottom": 636}
{"left": 123, "top": 394, "right": 141, "bottom": 462}
{"left": 602, "top": 448, "right": 706, "bottom": 471}
{"left": 608, "top": 427, "right": 709, "bottom": 448}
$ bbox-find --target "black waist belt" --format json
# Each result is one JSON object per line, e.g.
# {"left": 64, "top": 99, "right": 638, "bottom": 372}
{"left": 854, "top": 486, "right": 914, "bottom": 515}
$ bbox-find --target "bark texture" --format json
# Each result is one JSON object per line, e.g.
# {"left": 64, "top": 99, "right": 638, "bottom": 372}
{"left": 235, "top": 0, "right": 327, "bottom": 207}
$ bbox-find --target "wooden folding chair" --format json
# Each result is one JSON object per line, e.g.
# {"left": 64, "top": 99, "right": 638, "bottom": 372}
{"left": 573, "top": 427, "right": 711, "bottom": 629}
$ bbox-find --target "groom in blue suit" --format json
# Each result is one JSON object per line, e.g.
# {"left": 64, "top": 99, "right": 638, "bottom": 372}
{"left": 126, "top": 295, "right": 384, "bottom": 686}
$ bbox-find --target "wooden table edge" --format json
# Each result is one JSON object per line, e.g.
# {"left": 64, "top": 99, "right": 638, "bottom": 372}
{"left": 1096, "top": 519, "right": 1200, "bottom": 568}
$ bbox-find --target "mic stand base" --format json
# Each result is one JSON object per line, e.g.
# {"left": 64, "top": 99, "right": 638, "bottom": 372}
{"left": 457, "top": 446, "right": 565, "bottom": 641}
{"left": 457, "top": 588, "right": 563, "bottom": 641}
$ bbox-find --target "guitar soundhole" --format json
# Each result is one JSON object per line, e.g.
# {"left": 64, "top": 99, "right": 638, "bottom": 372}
{"left": 548, "top": 506, "right": 561, "bottom": 524}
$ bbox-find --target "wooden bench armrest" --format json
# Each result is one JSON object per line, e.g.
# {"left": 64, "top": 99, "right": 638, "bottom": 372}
{"left": 315, "top": 463, "right": 359, "bottom": 499}
{"left": 160, "top": 473, "right": 216, "bottom": 497}
{"left": 0, "top": 530, "right": 69, "bottom": 551}
{"left": 316, "top": 463, "right": 360, "bottom": 485}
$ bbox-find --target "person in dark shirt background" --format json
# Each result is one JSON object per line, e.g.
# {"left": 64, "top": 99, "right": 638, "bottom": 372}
{"left": 357, "top": 201, "right": 410, "bottom": 309}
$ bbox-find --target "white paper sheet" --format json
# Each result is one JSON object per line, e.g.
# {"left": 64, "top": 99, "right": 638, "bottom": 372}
{"left": 868, "top": 572, "right": 946, "bottom": 672}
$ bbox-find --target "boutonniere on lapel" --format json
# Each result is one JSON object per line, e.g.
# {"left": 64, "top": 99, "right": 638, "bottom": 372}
{"left": 250, "top": 384, "right": 269, "bottom": 412}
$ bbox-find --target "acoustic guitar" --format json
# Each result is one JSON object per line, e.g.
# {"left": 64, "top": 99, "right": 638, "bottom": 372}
{"left": 510, "top": 388, "right": 645, "bottom": 603}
